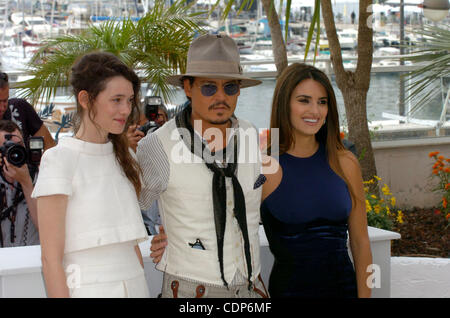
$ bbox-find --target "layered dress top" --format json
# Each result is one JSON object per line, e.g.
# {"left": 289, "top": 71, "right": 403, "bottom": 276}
{"left": 260, "top": 143, "right": 357, "bottom": 298}
{"left": 32, "top": 137, "right": 149, "bottom": 298}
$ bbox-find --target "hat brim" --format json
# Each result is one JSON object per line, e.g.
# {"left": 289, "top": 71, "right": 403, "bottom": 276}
{"left": 167, "top": 73, "right": 262, "bottom": 89}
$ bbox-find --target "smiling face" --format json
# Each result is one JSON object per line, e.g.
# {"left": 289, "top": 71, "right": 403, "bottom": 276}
{"left": 79, "top": 75, "right": 134, "bottom": 142}
{"left": 184, "top": 77, "right": 240, "bottom": 126}
{"left": 289, "top": 78, "right": 328, "bottom": 138}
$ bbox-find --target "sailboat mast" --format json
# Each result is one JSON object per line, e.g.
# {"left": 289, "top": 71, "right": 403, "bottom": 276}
{"left": 1, "top": 0, "right": 8, "bottom": 48}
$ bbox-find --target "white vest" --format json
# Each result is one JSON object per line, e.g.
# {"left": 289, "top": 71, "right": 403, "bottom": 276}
{"left": 155, "top": 119, "right": 262, "bottom": 285}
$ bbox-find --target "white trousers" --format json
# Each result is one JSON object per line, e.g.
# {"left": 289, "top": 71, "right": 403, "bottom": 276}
{"left": 63, "top": 241, "right": 150, "bottom": 298}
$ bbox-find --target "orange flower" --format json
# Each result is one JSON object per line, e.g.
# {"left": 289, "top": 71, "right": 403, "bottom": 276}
{"left": 433, "top": 169, "right": 439, "bottom": 175}
{"left": 445, "top": 183, "right": 450, "bottom": 190}
{"left": 429, "top": 151, "right": 440, "bottom": 158}
{"left": 446, "top": 213, "right": 450, "bottom": 221}
{"left": 445, "top": 168, "right": 450, "bottom": 173}
{"left": 438, "top": 155, "right": 445, "bottom": 160}
{"left": 443, "top": 197, "right": 448, "bottom": 209}
{"left": 340, "top": 132, "right": 345, "bottom": 139}
{"left": 433, "top": 162, "right": 439, "bottom": 169}
{"left": 434, "top": 209, "right": 441, "bottom": 215}
{"left": 447, "top": 159, "right": 450, "bottom": 163}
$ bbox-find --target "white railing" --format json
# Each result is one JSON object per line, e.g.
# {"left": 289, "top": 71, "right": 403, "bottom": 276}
{"left": 6, "top": 54, "right": 448, "bottom": 135}
{"left": 240, "top": 54, "right": 425, "bottom": 78}
{"left": 0, "top": 225, "right": 400, "bottom": 298}
{"left": 5, "top": 53, "right": 425, "bottom": 81}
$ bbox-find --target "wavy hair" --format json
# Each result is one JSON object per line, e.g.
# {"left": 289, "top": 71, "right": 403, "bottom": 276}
{"left": 70, "top": 51, "right": 142, "bottom": 195}
{"left": 269, "top": 63, "right": 357, "bottom": 204}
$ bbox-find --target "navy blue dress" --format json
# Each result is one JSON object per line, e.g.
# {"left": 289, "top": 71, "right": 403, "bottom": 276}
{"left": 260, "top": 144, "right": 357, "bottom": 298}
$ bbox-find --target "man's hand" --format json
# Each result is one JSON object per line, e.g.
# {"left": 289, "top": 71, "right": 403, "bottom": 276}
{"left": 2, "top": 158, "right": 32, "bottom": 187}
{"left": 2, "top": 157, "right": 38, "bottom": 228}
{"left": 126, "top": 124, "right": 145, "bottom": 152}
{"left": 150, "top": 225, "right": 167, "bottom": 264}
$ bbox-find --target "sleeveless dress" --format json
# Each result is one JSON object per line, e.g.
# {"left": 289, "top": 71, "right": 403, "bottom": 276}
{"left": 260, "top": 144, "right": 357, "bottom": 298}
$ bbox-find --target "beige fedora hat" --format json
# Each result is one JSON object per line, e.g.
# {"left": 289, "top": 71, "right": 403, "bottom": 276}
{"left": 167, "top": 34, "right": 262, "bottom": 88}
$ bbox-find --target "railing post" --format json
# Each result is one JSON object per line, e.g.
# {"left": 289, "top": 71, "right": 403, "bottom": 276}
{"left": 436, "top": 85, "right": 450, "bottom": 136}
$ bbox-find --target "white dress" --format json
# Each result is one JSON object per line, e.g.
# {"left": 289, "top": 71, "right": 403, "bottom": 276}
{"left": 32, "top": 137, "right": 150, "bottom": 298}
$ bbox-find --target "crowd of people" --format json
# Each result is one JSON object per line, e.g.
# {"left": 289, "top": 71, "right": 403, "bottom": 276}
{"left": 0, "top": 34, "right": 372, "bottom": 298}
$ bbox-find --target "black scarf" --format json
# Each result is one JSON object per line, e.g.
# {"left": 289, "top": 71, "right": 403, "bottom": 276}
{"left": 175, "top": 104, "right": 253, "bottom": 290}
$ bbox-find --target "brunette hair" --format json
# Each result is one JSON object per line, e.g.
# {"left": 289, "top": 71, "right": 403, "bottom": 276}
{"left": 70, "top": 51, "right": 142, "bottom": 195}
{"left": 269, "top": 63, "right": 357, "bottom": 204}
{"left": 0, "top": 120, "right": 23, "bottom": 137}
{"left": 0, "top": 72, "right": 8, "bottom": 89}
{"left": 181, "top": 76, "right": 195, "bottom": 102}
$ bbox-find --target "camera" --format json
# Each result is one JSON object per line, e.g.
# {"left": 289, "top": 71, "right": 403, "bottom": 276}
{"left": 138, "top": 96, "right": 163, "bottom": 135}
{"left": 0, "top": 135, "right": 44, "bottom": 168}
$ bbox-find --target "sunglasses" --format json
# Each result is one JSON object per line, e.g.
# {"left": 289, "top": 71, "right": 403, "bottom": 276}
{"left": 0, "top": 73, "right": 8, "bottom": 82}
{"left": 198, "top": 82, "right": 240, "bottom": 97}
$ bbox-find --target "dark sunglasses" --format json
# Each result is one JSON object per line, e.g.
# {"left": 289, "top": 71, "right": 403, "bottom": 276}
{"left": 0, "top": 73, "right": 8, "bottom": 82}
{"left": 198, "top": 82, "right": 240, "bottom": 97}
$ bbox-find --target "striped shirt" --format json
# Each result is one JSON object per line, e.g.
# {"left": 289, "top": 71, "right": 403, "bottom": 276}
{"left": 136, "top": 117, "right": 262, "bottom": 286}
{"left": 137, "top": 117, "right": 240, "bottom": 211}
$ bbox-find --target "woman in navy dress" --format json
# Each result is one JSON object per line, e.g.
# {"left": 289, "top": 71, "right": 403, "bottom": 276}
{"left": 261, "top": 63, "right": 372, "bottom": 298}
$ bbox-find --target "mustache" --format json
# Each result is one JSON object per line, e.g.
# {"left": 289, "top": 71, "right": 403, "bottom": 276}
{"left": 208, "top": 101, "right": 231, "bottom": 110}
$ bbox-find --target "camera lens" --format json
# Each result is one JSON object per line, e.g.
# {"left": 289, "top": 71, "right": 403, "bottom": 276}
{"left": 6, "top": 144, "right": 27, "bottom": 167}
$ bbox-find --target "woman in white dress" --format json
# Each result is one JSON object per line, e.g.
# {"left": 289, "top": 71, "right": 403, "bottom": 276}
{"left": 32, "top": 52, "right": 150, "bottom": 298}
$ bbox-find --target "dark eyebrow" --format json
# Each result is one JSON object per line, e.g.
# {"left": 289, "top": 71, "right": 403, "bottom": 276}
{"left": 111, "top": 94, "right": 134, "bottom": 98}
{"left": 198, "top": 80, "right": 217, "bottom": 85}
{"left": 295, "top": 95, "right": 327, "bottom": 99}
{"left": 199, "top": 80, "right": 237, "bottom": 85}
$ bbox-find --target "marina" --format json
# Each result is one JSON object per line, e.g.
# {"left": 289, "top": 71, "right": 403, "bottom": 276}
{"left": 1, "top": 1, "right": 448, "bottom": 139}
{"left": 0, "top": 0, "right": 449, "bottom": 299}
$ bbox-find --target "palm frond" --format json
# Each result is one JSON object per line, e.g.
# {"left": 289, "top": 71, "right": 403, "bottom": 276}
{"left": 285, "top": 0, "right": 292, "bottom": 43}
{"left": 401, "top": 25, "right": 450, "bottom": 115}
{"left": 14, "top": 0, "right": 203, "bottom": 105}
{"left": 304, "top": 0, "right": 321, "bottom": 64}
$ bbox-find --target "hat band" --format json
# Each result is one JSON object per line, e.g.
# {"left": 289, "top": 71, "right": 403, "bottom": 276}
{"left": 186, "top": 60, "right": 242, "bottom": 76}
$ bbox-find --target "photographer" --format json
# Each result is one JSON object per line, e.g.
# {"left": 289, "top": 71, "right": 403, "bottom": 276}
{"left": 126, "top": 97, "right": 168, "bottom": 235}
{"left": 0, "top": 120, "right": 39, "bottom": 247}
{"left": 0, "top": 72, "right": 55, "bottom": 151}
{"left": 126, "top": 96, "right": 168, "bottom": 152}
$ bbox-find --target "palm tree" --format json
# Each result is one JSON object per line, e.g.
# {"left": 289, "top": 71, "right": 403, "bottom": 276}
{"left": 320, "top": 0, "right": 376, "bottom": 184}
{"left": 222, "top": 0, "right": 378, "bottom": 183}
{"left": 15, "top": 0, "right": 205, "bottom": 105}
{"left": 402, "top": 24, "right": 450, "bottom": 125}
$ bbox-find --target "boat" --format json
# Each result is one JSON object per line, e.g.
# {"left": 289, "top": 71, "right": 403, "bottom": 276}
{"left": 374, "top": 47, "right": 401, "bottom": 66}
{"left": 373, "top": 31, "right": 400, "bottom": 48}
{"left": 10, "top": 13, "right": 61, "bottom": 39}
{"left": 236, "top": 40, "right": 254, "bottom": 55}
{"left": 337, "top": 29, "right": 358, "bottom": 50}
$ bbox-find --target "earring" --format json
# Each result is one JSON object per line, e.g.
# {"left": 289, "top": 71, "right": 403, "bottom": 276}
{"left": 323, "top": 118, "right": 326, "bottom": 125}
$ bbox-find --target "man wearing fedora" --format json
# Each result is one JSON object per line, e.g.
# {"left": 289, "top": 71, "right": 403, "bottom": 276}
{"left": 136, "top": 34, "right": 268, "bottom": 298}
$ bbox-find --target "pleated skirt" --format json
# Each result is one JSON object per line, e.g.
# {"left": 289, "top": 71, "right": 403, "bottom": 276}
{"left": 63, "top": 240, "right": 150, "bottom": 298}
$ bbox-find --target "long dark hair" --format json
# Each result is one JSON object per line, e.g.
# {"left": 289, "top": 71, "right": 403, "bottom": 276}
{"left": 269, "top": 63, "right": 357, "bottom": 204}
{"left": 70, "top": 51, "right": 142, "bottom": 195}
